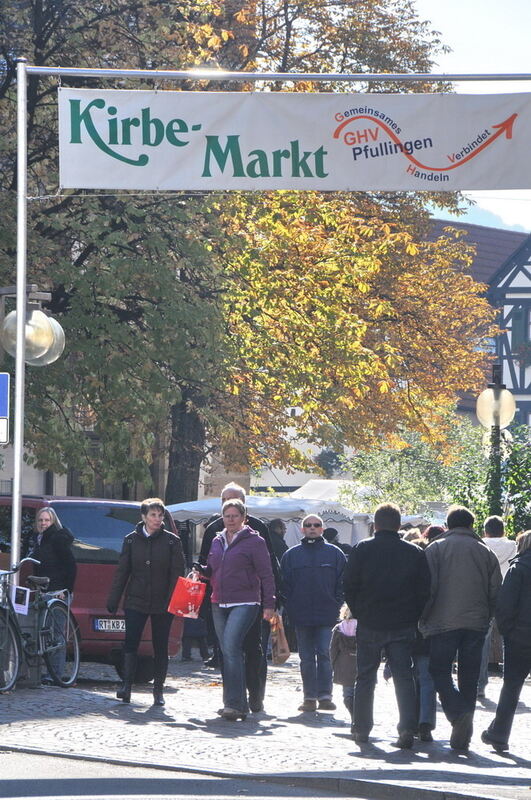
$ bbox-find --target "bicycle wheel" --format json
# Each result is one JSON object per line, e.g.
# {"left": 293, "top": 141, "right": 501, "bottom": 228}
{"left": 42, "top": 601, "right": 80, "bottom": 687}
{"left": 0, "top": 614, "right": 21, "bottom": 692}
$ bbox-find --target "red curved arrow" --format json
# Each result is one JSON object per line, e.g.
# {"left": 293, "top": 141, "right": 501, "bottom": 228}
{"left": 333, "top": 113, "right": 517, "bottom": 172}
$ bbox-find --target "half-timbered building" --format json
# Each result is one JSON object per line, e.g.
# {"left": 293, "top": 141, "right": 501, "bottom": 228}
{"left": 432, "top": 219, "right": 531, "bottom": 423}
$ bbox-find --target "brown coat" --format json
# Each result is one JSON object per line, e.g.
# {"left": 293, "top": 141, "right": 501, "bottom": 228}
{"left": 107, "top": 524, "right": 185, "bottom": 614}
{"left": 330, "top": 624, "right": 358, "bottom": 686}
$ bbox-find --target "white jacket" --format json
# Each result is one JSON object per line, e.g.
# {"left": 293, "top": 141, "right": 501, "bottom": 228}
{"left": 482, "top": 536, "right": 517, "bottom": 578}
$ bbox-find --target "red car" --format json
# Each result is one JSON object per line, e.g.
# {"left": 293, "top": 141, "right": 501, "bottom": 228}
{"left": 0, "top": 496, "right": 183, "bottom": 682}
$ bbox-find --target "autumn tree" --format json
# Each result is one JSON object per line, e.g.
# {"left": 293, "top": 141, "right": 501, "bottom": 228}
{"left": 0, "top": 0, "right": 495, "bottom": 501}
{"left": 208, "top": 195, "right": 497, "bottom": 474}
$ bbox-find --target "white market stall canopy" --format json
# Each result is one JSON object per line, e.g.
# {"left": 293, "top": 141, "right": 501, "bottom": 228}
{"left": 168, "top": 494, "right": 368, "bottom": 525}
{"left": 167, "top": 495, "right": 371, "bottom": 548}
{"left": 291, "top": 479, "right": 373, "bottom": 502}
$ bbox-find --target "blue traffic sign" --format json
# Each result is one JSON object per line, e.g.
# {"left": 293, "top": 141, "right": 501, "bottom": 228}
{"left": 0, "top": 372, "right": 10, "bottom": 443}
{"left": 0, "top": 372, "right": 9, "bottom": 417}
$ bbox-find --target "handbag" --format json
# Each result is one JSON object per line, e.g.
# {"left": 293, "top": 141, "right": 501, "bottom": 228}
{"left": 270, "top": 611, "right": 291, "bottom": 664}
{"left": 167, "top": 572, "right": 206, "bottom": 618}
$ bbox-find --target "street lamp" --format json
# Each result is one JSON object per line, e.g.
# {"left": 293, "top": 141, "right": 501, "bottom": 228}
{"left": 0, "top": 285, "right": 65, "bottom": 570}
{"left": 0, "top": 285, "right": 65, "bottom": 367}
{"left": 476, "top": 364, "right": 516, "bottom": 516}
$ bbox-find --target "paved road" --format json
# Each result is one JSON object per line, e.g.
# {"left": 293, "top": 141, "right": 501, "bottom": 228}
{"left": 1, "top": 656, "right": 530, "bottom": 800}
{"left": 0, "top": 752, "right": 349, "bottom": 800}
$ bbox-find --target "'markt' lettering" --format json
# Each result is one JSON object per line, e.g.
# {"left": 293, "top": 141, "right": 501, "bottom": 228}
{"left": 202, "top": 135, "right": 328, "bottom": 179}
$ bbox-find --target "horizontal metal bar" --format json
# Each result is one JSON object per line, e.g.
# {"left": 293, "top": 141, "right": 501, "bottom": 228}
{"left": 24, "top": 66, "right": 531, "bottom": 82}
{"left": 0, "top": 284, "right": 38, "bottom": 296}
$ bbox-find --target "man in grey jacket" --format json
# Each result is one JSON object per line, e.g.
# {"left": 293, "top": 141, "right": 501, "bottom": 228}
{"left": 419, "top": 505, "right": 502, "bottom": 751}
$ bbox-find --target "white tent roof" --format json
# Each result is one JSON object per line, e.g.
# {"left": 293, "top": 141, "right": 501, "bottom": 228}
{"left": 167, "top": 494, "right": 370, "bottom": 525}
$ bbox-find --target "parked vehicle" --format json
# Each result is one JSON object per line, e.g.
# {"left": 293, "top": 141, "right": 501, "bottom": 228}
{"left": 0, "top": 497, "right": 183, "bottom": 682}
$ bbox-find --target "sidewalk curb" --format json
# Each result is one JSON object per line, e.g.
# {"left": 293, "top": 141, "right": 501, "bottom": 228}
{"left": 0, "top": 743, "right": 510, "bottom": 800}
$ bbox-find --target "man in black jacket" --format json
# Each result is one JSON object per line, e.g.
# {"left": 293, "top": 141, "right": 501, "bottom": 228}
{"left": 199, "top": 482, "right": 280, "bottom": 712}
{"left": 344, "top": 502, "right": 431, "bottom": 748}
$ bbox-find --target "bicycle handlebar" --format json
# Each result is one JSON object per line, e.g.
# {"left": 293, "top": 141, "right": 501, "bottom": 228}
{"left": 0, "top": 557, "right": 41, "bottom": 577}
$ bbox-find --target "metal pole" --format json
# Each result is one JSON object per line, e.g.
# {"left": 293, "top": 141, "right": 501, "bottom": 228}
{"left": 24, "top": 65, "right": 531, "bottom": 83}
{"left": 10, "top": 58, "right": 28, "bottom": 572}
{"left": 489, "top": 365, "right": 503, "bottom": 517}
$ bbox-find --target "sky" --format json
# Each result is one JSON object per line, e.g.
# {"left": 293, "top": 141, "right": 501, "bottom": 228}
{"left": 413, "top": 0, "right": 531, "bottom": 232}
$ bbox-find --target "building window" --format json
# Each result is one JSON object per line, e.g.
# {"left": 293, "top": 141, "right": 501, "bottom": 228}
{"left": 511, "top": 306, "right": 526, "bottom": 352}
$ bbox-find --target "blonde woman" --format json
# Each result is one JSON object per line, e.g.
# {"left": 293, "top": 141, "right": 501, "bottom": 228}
{"left": 31, "top": 507, "right": 76, "bottom": 594}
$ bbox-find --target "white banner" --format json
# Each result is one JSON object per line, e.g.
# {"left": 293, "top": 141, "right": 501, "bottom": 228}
{"left": 58, "top": 88, "right": 531, "bottom": 191}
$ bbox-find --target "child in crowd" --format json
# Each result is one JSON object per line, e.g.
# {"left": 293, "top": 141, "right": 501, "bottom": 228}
{"left": 330, "top": 603, "right": 357, "bottom": 726}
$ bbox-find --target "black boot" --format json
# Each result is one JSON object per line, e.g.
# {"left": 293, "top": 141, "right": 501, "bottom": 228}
{"left": 116, "top": 653, "right": 136, "bottom": 703}
{"left": 153, "top": 656, "right": 168, "bottom": 706}
{"left": 153, "top": 685, "right": 165, "bottom": 706}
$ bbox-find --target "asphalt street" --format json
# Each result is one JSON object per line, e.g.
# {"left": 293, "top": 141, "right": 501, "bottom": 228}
{"left": 0, "top": 752, "right": 351, "bottom": 800}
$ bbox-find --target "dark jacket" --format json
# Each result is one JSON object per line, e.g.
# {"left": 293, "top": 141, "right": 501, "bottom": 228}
{"left": 107, "top": 524, "right": 185, "bottom": 614}
{"left": 344, "top": 530, "right": 431, "bottom": 630}
{"left": 330, "top": 621, "right": 358, "bottom": 685}
{"left": 495, "top": 549, "right": 531, "bottom": 647}
{"left": 281, "top": 537, "right": 346, "bottom": 627}
{"left": 270, "top": 532, "right": 288, "bottom": 564}
{"left": 335, "top": 540, "right": 353, "bottom": 557}
{"left": 30, "top": 524, "right": 77, "bottom": 592}
{"left": 206, "top": 526, "right": 276, "bottom": 609}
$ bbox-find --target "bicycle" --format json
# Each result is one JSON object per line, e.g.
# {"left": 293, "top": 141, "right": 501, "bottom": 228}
{"left": 0, "top": 557, "right": 80, "bottom": 691}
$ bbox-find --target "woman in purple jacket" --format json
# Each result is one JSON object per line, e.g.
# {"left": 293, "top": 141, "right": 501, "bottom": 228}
{"left": 200, "top": 498, "right": 275, "bottom": 721}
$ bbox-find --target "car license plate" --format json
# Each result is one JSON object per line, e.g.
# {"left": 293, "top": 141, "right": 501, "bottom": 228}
{"left": 93, "top": 618, "right": 125, "bottom": 632}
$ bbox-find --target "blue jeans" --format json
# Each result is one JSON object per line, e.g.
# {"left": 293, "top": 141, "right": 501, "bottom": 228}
{"left": 487, "top": 637, "right": 531, "bottom": 745}
{"left": 415, "top": 653, "right": 436, "bottom": 729}
{"left": 343, "top": 685, "right": 355, "bottom": 718}
{"left": 354, "top": 624, "right": 417, "bottom": 736}
{"left": 295, "top": 625, "right": 333, "bottom": 701}
{"left": 428, "top": 628, "right": 486, "bottom": 723}
{"left": 478, "top": 620, "right": 494, "bottom": 693}
{"left": 212, "top": 604, "right": 259, "bottom": 713}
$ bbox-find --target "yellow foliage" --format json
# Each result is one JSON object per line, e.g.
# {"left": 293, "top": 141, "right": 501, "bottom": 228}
{"left": 211, "top": 192, "right": 498, "bottom": 470}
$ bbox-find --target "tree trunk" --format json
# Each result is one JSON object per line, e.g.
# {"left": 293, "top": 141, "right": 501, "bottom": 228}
{"left": 165, "top": 396, "right": 206, "bottom": 503}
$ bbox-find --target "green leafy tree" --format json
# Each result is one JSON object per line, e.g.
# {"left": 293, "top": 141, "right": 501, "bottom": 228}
{"left": 340, "top": 417, "right": 489, "bottom": 517}
{"left": 504, "top": 425, "right": 531, "bottom": 534}
{"left": 314, "top": 448, "right": 346, "bottom": 478}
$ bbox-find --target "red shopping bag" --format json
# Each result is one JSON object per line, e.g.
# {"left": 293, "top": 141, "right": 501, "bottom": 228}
{"left": 168, "top": 573, "right": 206, "bottom": 618}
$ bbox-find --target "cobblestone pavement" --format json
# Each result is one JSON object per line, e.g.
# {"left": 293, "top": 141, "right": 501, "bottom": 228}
{"left": 1, "top": 655, "right": 530, "bottom": 800}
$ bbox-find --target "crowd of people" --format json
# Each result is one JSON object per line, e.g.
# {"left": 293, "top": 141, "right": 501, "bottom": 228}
{"left": 29, "top": 486, "right": 530, "bottom": 754}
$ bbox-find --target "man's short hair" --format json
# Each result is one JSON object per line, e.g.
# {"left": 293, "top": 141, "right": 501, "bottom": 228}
{"left": 374, "top": 503, "right": 401, "bottom": 532}
{"left": 220, "top": 482, "right": 246, "bottom": 502}
{"left": 446, "top": 505, "right": 475, "bottom": 530}
{"left": 484, "top": 515, "right": 505, "bottom": 538}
